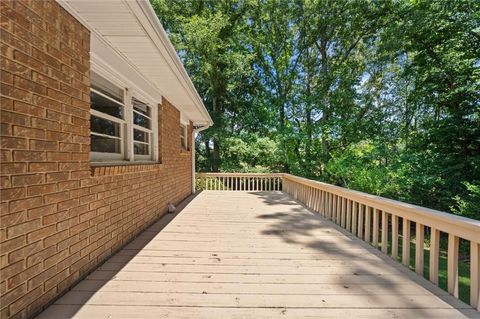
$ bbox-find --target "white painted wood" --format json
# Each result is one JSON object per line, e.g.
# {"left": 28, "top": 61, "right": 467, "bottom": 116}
{"left": 429, "top": 227, "right": 440, "bottom": 285}
{"left": 365, "top": 206, "right": 371, "bottom": 243}
{"left": 402, "top": 218, "right": 411, "bottom": 268}
{"left": 352, "top": 201, "right": 357, "bottom": 236}
{"left": 392, "top": 215, "right": 399, "bottom": 259}
{"left": 381, "top": 211, "right": 388, "bottom": 254}
{"left": 282, "top": 174, "right": 480, "bottom": 243}
{"left": 471, "top": 241, "right": 480, "bottom": 311}
{"left": 358, "top": 204, "right": 364, "bottom": 239}
{"left": 372, "top": 209, "right": 379, "bottom": 248}
{"left": 415, "top": 223, "right": 424, "bottom": 276}
{"left": 39, "top": 191, "right": 472, "bottom": 318}
{"left": 447, "top": 234, "right": 459, "bottom": 297}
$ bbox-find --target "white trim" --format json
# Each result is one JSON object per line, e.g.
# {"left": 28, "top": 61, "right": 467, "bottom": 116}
{"left": 133, "top": 0, "right": 213, "bottom": 126}
{"left": 131, "top": 97, "right": 155, "bottom": 161}
{"left": 91, "top": 51, "right": 161, "bottom": 105}
{"left": 57, "top": 0, "right": 212, "bottom": 127}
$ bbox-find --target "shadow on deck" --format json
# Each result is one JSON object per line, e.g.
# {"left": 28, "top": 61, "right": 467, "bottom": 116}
{"left": 36, "top": 191, "right": 479, "bottom": 319}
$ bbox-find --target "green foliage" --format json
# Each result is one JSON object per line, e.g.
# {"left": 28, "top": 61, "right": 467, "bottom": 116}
{"left": 218, "top": 135, "right": 281, "bottom": 173}
{"left": 152, "top": 0, "right": 480, "bottom": 220}
{"left": 451, "top": 183, "right": 480, "bottom": 220}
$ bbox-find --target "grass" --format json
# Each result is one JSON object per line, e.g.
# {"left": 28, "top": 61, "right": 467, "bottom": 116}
{"left": 376, "top": 230, "right": 471, "bottom": 304}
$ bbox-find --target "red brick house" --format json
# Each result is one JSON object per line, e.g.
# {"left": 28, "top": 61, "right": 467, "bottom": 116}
{"left": 0, "top": 0, "right": 212, "bottom": 317}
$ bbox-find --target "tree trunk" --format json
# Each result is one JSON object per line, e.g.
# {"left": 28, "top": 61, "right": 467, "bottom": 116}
{"left": 212, "top": 139, "right": 220, "bottom": 172}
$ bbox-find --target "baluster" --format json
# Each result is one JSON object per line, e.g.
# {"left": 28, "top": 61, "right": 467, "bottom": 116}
{"left": 330, "top": 193, "right": 334, "bottom": 220}
{"left": 346, "top": 200, "right": 351, "bottom": 232}
{"left": 429, "top": 227, "right": 439, "bottom": 284}
{"left": 372, "top": 208, "right": 379, "bottom": 248}
{"left": 471, "top": 241, "right": 479, "bottom": 311}
{"left": 365, "top": 206, "right": 371, "bottom": 243}
{"left": 320, "top": 191, "right": 325, "bottom": 216}
{"left": 331, "top": 195, "right": 336, "bottom": 222}
{"left": 311, "top": 188, "right": 315, "bottom": 211}
{"left": 358, "top": 204, "right": 364, "bottom": 238}
{"left": 381, "top": 211, "right": 388, "bottom": 254}
{"left": 447, "top": 234, "right": 459, "bottom": 297}
{"left": 402, "top": 218, "right": 411, "bottom": 267}
{"left": 341, "top": 198, "right": 346, "bottom": 228}
{"left": 351, "top": 202, "right": 357, "bottom": 235}
{"left": 336, "top": 196, "right": 341, "bottom": 224}
{"left": 392, "top": 215, "right": 399, "bottom": 259}
{"left": 415, "top": 223, "right": 424, "bottom": 275}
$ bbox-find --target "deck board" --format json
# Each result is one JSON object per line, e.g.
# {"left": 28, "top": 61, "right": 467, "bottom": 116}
{"left": 36, "top": 191, "right": 479, "bottom": 319}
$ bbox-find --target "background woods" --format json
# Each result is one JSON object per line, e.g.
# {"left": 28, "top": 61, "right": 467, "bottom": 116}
{"left": 152, "top": 0, "right": 480, "bottom": 220}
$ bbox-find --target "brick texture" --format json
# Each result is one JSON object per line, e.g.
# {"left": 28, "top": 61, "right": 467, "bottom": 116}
{"left": 0, "top": 1, "right": 194, "bottom": 318}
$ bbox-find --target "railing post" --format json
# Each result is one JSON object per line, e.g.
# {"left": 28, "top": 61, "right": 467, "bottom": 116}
{"left": 402, "top": 218, "right": 411, "bottom": 267}
{"left": 346, "top": 200, "right": 351, "bottom": 232}
{"left": 372, "top": 208, "right": 379, "bottom": 248}
{"left": 357, "top": 204, "right": 364, "bottom": 238}
{"left": 365, "top": 206, "right": 371, "bottom": 243}
{"left": 429, "top": 227, "right": 440, "bottom": 285}
{"left": 415, "top": 223, "right": 424, "bottom": 276}
{"left": 471, "top": 241, "right": 480, "bottom": 311}
{"left": 448, "top": 234, "right": 459, "bottom": 297}
{"left": 381, "top": 211, "right": 388, "bottom": 254}
{"left": 392, "top": 215, "right": 399, "bottom": 259}
{"left": 351, "top": 202, "right": 357, "bottom": 236}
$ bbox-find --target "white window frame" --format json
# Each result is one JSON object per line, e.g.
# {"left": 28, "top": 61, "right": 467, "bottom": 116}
{"left": 90, "top": 69, "right": 159, "bottom": 164}
{"left": 180, "top": 123, "right": 188, "bottom": 151}
{"left": 90, "top": 86, "right": 127, "bottom": 162}
{"left": 132, "top": 98, "right": 154, "bottom": 161}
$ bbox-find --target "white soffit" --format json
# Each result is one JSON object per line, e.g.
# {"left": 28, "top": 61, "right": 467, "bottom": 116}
{"left": 57, "top": 0, "right": 212, "bottom": 127}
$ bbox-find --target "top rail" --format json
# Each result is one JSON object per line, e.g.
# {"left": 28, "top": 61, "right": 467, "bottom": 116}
{"left": 283, "top": 174, "right": 480, "bottom": 243}
{"left": 195, "top": 172, "right": 480, "bottom": 310}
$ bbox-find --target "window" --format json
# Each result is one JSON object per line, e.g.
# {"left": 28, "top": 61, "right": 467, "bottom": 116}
{"left": 132, "top": 98, "right": 153, "bottom": 160}
{"left": 90, "top": 72, "right": 158, "bottom": 163}
{"left": 90, "top": 74, "right": 125, "bottom": 161}
{"left": 180, "top": 124, "right": 188, "bottom": 150}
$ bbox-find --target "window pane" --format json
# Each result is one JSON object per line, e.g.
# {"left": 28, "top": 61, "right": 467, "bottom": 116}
{"left": 91, "top": 135, "right": 121, "bottom": 153}
{"left": 90, "top": 116, "right": 121, "bottom": 137}
{"left": 133, "top": 129, "right": 149, "bottom": 143}
{"left": 91, "top": 73, "right": 123, "bottom": 103}
{"left": 133, "top": 112, "right": 151, "bottom": 128}
{"left": 91, "top": 91, "right": 124, "bottom": 119}
{"left": 134, "top": 142, "right": 149, "bottom": 155}
{"left": 132, "top": 99, "right": 150, "bottom": 116}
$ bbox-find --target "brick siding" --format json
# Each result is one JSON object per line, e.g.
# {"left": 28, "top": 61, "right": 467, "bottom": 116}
{"left": 0, "top": 1, "right": 193, "bottom": 317}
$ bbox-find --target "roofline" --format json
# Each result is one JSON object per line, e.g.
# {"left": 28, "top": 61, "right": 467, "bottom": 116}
{"left": 134, "top": 0, "right": 213, "bottom": 127}
{"left": 56, "top": 0, "right": 213, "bottom": 128}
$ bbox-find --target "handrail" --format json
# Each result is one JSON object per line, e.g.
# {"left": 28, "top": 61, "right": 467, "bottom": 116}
{"left": 195, "top": 172, "right": 480, "bottom": 310}
{"left": 283, "top": 174, "right": 480, "bottom": 243}
{"left": 281, "top": 173, "right": 479, "bottom": 311}
{"left": 196, "top": 173, "right": 283, "bottom": 191}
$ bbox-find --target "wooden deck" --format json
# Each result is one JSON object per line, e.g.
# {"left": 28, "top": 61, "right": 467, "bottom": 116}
{"left": 37, "top": 191, "right": 479, "bottom": 318}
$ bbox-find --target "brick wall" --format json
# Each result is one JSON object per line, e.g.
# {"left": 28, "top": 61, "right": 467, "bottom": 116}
{"left": 0, "top": 1, "right": 194, "bottom": 318}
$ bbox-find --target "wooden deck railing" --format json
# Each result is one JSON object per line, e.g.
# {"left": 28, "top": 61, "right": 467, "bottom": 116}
{"left": 196, "top": 173, "right": 283, "bottom": 191}
{"left": 195, "top": 172, "right": 480, "bottom": 311}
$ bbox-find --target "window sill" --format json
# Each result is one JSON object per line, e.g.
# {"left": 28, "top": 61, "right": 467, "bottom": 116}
{"left": 180, "top": 150, "right": 190, "bottom": 155}
{"left": 90, "top": 160, "right": 162, "bottom": 177}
